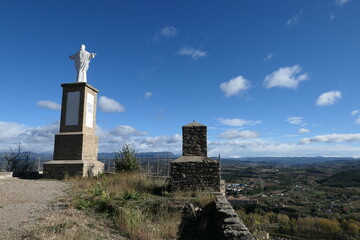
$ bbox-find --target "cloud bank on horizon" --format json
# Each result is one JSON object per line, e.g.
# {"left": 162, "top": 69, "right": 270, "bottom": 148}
{"left": 2, "top": 120, "right": 360, "bottom": 158}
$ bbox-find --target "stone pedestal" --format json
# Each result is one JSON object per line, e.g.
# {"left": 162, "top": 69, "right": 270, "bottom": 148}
{"left": 44, "top": 83, "right": 104, "bottom": 179}
{"left": 171, "top": 121, "right": 220, "bottom": 192}
{"left": 171, "top": 156, "right": 220, "bottom": 191}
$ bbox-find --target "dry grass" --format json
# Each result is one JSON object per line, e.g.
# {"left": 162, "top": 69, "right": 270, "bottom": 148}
{"left": 69, "top": 173, "right": 168, "bottom": 198}
{"left": 171, "top": 190, "right": 216, "bottom": 207}
{"left": 1, "top": 173, "right": 216, "bottom": 240}
{"left": 67, "top": 172, "right": 215, "bottom": 240}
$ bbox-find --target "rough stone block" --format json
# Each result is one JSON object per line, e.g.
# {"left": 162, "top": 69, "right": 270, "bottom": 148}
{"left": 182, "top": 121, "right": 207, "bottom": 157}
{"left": 170, "top": 156, "right": 220, "bottom": 192}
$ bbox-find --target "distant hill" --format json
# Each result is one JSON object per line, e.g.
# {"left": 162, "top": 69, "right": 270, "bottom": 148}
{"left": 221, "top": 157, "right": 359, "bottom": 165}
{"left": 0, "top": 151, "right": 177, "bottom": 163}
{"left": 1, "top": 152, "right": 357, "bottom": 165}
{"left": 98, "top": 151, "right": 177, "bottom": 159}
{"left": 0, "top": 151, "right": 53, "bottom": 162}
{"left": 318, "top": 169, "right": 360, "bottom": 188}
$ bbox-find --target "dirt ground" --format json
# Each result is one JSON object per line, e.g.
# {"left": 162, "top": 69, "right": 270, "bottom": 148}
{"left": 0, "top": 177, "right": 126, "bottom": 240}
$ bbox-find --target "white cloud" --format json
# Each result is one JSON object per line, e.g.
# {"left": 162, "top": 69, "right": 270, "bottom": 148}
{"left": 37, "top": 100, "right": 61, "bottom": 110}
{"left": 96, "top": 125, "right": 180, "bottom": 153}
{"left": 177, "top": 47, "right": 208, "bottom": 60}
{"left": 98, "top": 131, "right": 182, "bottom": 154}
{"left": 264, "top": 53, "right": 273, "bottom": 61}
{"left": 264, "top": 65, "right": 308, "bottom": 89}
{"left": 154, "top": 26, "right": 178, "bottom": 40}
{"left": 144, "top": 91, "right": 153, "bottom": 98}
{"left": 219, "top": 130, "right": 259, "bottom": 139}
{"left": 23, "top": 123, "right": 58, "bottom": 144}
{"left": 298, "top": 128, "right": 310, "bottom": 133}
{"left": 0, "top": 122, "right": 58, "bottom": 153}
{"left": 98, "top": 96, "right": 125, "bottom": 112}
{"left": 335, "top": 0, "right": 350, "bottom": 6}
{"left": 286, "top": 116, "right": 305, "bottom": 126}
{"left": 160, "top": 26, "right": 178, "bottom": 37}
{"left": 330, "top": 13, "right": 335, "bottom": 22}
{"left": 141, "top": 134, "right": 181, "bottom": 145}
{"left": 134, "top": 134, "right": 182, "bottom": 153}
{"left": 301, "top": 133, "right": 360, "bottom": 144}
{"left": 316, "top": 91, "right": 341, "bottom": 106}
{"left": 208, "top": 138, "right": 360, "bottom": 158}
{"left": 96, "top": 125, "right": 110, "bottom": 139}
{"left": 220, "top": 76, "right": 251, "bottom": 97}
{"left": 217, "top": 118, "right": 262, "bottom": 127}
{"left": 351, "top": 110, "right": 359, "bottom": 116}
{"left": 110, "top": 125, "right": 148, "bottom": 137}
{"left": 286, "top": 15, "right": 300, "bottom": 26}
{"left": 207, "top": 139, "right": 288, "bottom": 157}
{"left": 0, "top": 121, "right": 26, "bottom": 140}
{"left": 350, "top": 110, "right": 360, "bottom": 124}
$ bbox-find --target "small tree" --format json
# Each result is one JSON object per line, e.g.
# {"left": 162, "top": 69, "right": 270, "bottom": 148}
{"left": 114, "top": 144, "right": 139, "bottom": 172}
{"left": 5, "top": 143, "right": 31, "bottom": 174}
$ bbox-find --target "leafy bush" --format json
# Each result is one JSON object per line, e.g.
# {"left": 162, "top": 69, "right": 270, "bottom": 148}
{"left": 114, "top": 144, "right": 139, "bottom": 172}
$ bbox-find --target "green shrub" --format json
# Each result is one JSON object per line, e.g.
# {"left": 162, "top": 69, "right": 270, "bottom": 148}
{"left": 114, "top": 144, "right": 139, "bottom": 172}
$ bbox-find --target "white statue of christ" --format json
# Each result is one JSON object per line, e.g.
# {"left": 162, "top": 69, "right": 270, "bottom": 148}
{"left": 69, "top": 44, "right": 96, "bottom": 83}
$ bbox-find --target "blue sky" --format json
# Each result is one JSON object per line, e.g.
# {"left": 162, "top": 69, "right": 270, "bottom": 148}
{"left": 1, "top": 0, "right": 360, "bottom": 157}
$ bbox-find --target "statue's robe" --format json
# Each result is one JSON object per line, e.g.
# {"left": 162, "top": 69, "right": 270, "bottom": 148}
{"left": 69, "top": 50, "right": 95, "bottom": 83}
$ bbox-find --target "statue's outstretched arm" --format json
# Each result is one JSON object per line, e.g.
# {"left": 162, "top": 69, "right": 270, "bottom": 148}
{"left": 69, "top": 55, "right": 75, "bottom": 60}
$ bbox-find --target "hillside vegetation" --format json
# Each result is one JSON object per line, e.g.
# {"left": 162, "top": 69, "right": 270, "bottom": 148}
{"left": 222, "top": 160, "right": 360, "bottom": 240}
{"left": 318, "top": 169, "right": 360, "bottom": 188}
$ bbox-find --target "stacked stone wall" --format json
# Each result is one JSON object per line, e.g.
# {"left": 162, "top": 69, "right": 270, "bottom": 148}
{"left": 182, "top": 125, "right": 207, "bottom": 157}
{"left": 178, "top": 193, "right": 255, "bottom": 240}
{"left": 171, "top": 159, "right": 220, "bottom": 192}
{"left": 214, "top": 193, "right": 255, "bottom": 240}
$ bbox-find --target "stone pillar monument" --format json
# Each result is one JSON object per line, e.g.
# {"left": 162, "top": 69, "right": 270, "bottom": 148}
{"left": 170, "top": 121, "right": 220, "bottom": 191}
{"left": 43, "top": 45, "right": 103, "bottom": 179}
{"left": 44, "top": 83, "right": 104, "bottom": 179}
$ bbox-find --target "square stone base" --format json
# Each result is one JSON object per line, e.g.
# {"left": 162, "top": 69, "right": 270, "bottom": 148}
{"left": 170, "top": 156, "right": 221, "bottom": 192}
{"left": 53, "top": 132, "right": 98, "bottom": 161}
{"left": 43, "top": 160, "right": 104, "bottom": 179}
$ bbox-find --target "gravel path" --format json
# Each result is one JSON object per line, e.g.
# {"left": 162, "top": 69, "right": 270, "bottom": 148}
{"left": 0, "top": 177, "right": 70, "bottom": 239}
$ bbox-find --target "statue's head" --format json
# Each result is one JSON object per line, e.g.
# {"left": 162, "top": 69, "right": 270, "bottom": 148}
{"left": 80, "top": 44, "right": 86, "bottom": 50}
